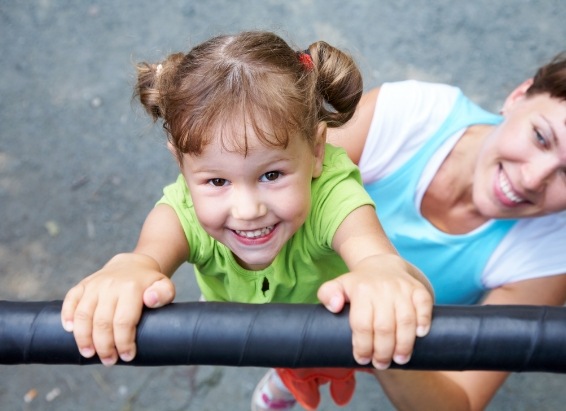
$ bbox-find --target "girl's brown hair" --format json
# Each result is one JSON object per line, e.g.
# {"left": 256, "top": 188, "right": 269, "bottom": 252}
{"left": 134, "top": 31, "right": 363, "bottom": 160}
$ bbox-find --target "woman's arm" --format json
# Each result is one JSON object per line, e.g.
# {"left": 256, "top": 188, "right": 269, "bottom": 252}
{"left": 374, "top": 274, "right": 566, "bottom": 411}
{"left": 327, "top": 88, "right": 380, "bottom": 164}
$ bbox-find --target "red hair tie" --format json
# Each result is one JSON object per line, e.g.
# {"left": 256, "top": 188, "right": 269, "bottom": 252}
{"left": 298, "top": 50, "right": 314, "bottom": 71}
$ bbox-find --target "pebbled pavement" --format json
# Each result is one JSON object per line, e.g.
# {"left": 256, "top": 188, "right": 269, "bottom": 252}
{"left": 1, "top": 1, "right": 566, "bottom": 410}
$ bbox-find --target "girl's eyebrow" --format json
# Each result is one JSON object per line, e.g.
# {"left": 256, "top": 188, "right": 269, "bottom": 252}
{"left": 184, "top": 160, "right": 227, "bottom": 174}
{"left": 244, "top": 147, "right": 295, "bottom": 164}
{"left": 187, "top": 150, "right": 292, "bottom": 174}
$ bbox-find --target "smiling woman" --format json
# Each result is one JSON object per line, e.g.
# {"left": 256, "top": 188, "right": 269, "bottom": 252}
{"left": 327, "top": 52, "right": 566, "bottom": 411}
{"left": 476, "top": 81, "right": 566, "bottom": 217}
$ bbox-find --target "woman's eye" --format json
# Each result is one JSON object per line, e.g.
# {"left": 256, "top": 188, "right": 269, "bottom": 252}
{"left": 535, "top": 130, "right": 547, "bottom": 147}
{"left": 208, "top": 178, "right": 228, "bottom": 187}
{"left": 261, "top": 171, "right": 281, "bottom": 182}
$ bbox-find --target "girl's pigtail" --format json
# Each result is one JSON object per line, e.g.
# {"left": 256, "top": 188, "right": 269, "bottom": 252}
{"left": 308, "top": 42, "right": 363, "bottom": 127}
{"left": 134, "top": 52, "right": 185, "bottom": 121}
{"left": 135, "top": 62, "right": 164, "bottom": 121}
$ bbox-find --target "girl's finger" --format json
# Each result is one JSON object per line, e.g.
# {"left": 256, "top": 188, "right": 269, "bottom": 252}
{"left": 90, "top": 295, "right": 119, "bottom": 366}
{"left": 60, "top": 284, "right": 85, "bottom": 332}
{"left": 413, "top": 288, "right": 434, "bottom": 337}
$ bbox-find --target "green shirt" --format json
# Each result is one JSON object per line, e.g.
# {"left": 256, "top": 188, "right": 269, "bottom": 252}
{"left": 158, "top": 144, "right": 374, "bottom": 304}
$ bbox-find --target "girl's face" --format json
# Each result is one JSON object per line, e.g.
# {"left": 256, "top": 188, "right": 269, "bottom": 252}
{"left": 473, "top": 81, "right": 566, "bottom": 219}
{"left": 179, "top": 123, "right": 325, "bottom": 271}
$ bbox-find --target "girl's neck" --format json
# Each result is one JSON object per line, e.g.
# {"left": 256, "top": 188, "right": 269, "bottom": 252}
{"left": 420, "top": 124, "right": 493, "bottom": 234}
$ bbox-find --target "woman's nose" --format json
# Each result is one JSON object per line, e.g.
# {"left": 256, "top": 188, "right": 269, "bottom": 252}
{"left": 522, "top": 155, "right": 559, "bottom": 192}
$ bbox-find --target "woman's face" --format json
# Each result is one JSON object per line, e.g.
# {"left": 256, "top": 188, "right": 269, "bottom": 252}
{"left": 473, "top": 81, "right": 566, "bottom": 219}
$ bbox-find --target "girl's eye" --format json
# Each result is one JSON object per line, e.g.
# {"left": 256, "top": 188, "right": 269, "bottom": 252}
{"left": 261, "top": 171, "right": 281, "bottom": 182}
{"left": 208, "top": 178, "right": 229, "bottom": 187}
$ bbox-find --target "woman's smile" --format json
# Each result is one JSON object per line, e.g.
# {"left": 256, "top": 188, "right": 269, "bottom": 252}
{"left": 496, "top": 167, "right": 527, "bottom": 207}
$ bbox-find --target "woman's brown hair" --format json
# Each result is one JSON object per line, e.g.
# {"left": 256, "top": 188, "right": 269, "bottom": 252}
{"left": 527, "top": 52, "right": 566, "bottom": 100}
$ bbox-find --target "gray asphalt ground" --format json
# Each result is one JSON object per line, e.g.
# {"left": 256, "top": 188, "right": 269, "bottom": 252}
{"left": 2, "top": 1, "right": 566, "bottom": 410}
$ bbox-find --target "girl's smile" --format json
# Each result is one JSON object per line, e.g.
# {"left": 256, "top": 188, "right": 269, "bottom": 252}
{"left": 231, "top": 224, "right": 278, "bottom": 246}
{"left": 233, "top": 224, "right": 276, "bottom": 240}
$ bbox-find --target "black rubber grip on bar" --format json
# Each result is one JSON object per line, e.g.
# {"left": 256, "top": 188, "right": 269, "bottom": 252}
{"left": 1, "top": 301, "right": 565, "bottom": 372}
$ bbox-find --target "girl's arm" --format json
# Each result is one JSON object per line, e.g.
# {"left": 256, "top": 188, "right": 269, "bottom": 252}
{"left": 60, "top": 204, "right": 189, "bottom": 366}
{"left": 373, "top": 274, "right": 566, "bottom": 411}
{"left": 318, "top": 204, "right": 434, "bottom": 369}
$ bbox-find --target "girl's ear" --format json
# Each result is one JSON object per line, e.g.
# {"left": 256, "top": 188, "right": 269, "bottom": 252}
{"left": 312, "top": 122, "right": 327, "bottom": 178}
{"left": 167, "top": 140, "right": 183, "bottom": 167}
{"left": 501, "top": 78, "right": 534, "bottom": 113}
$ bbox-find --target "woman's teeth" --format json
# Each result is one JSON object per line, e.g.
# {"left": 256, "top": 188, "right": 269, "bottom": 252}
{"left": 234, "top": 225, "right": 274, "bottom": 239}
{"left": 499, "top": 172, "right": 523, "bottom": 203}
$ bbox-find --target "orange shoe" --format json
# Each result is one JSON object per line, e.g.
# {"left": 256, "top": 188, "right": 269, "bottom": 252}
{"left": 275, "top": 368, "right": 357, "bottom": 411}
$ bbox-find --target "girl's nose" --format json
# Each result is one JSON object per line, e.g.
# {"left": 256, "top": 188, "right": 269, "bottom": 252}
{"left": 231, "top": 188, "right": 267, "bottom": 220}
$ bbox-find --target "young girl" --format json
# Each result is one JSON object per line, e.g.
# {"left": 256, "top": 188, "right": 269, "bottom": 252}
{"left": 60, "top": 31, "right": 433, "bottom": 410}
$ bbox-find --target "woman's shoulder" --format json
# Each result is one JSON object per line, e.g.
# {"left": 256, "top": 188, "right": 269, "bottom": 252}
{"left": 378, "top": 80, "right": 462, "bottom": 127}
{"left": 509, "top": 214, "right": 566, "bottom": 250}
{"left": 503, "top": 214, "right": 566, "bottom": 250}
{"left": 484, "top": 214, "right": 566, "bottom": 287}
{"left": 358, "top": 80, "right": 462, "bottom": 182}
{"left": 381, "top": 79, "right": 461, "bottom": 98}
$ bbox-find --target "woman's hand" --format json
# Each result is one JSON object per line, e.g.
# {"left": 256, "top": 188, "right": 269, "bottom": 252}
{"left": 318, "top": 254, "right": 433, "bottom": 369}
{"left": 60, "top": 252, "right": 176, "bottom": 366}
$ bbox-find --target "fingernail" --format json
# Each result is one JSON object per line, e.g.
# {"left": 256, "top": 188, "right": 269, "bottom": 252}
{"left": 79, "top": 347, "right": 95, "bottom": 358}
{"left": 374, "top": 361, "right": 391, "bottom": 370}
{"left": 328, "top": 295, "right": 340, "bottom": 312}
{"left": 146, "top": 291, "right": 160, "bottom": 308}
{"left": 394, "top": 354, "right": 411, "bottom": 365}
{"left": 63, "top": 321, "right": 74, "bottom": 332}
{"left": 416, "top": 325, "right": 429, "bottom": 337}
{"left": 356, "top": 356, "right": 371, "bottom": 365}
{"left": 100, "top": 356, "right": 116, "bottom": 367}
{"left": 120, "top": 351, "right": 134, "bottom": 362}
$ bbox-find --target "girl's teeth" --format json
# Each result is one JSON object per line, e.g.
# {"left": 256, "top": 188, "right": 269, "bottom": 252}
{"left": 235, "top": 225, "right": 274, "bottom": 239}
{"left": 499, "top": 173, "right": 523, "bottom": 203}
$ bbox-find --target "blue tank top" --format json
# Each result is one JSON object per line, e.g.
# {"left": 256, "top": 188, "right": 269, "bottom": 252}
{"left": 365, "top": 92, "right": 517, "bottom": 304}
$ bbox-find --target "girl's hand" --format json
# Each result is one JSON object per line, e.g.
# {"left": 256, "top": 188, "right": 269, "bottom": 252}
{"left": 317, "top": 254, "right": 433, "bottom": 370}
{"left": 60, "top": 252, "right": 176, "bottom": 366}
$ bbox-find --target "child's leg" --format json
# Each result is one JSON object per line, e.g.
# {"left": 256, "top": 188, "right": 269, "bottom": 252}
{"left": 252, "top": 369, "right": 296, "bottom": 411}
